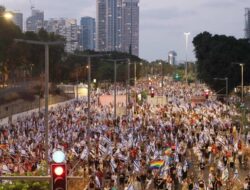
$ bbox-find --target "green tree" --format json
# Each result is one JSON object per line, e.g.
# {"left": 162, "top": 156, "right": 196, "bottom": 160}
{"left": 193, "top": 31, "right": 250, "bottom": 93}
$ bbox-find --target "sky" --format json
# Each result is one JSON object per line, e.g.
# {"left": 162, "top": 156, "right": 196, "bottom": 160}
{"left": 1, "top": 0, "right": 249, "bottom": 62}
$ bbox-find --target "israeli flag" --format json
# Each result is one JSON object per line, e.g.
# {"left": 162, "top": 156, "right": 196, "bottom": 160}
{"left": 95, "top": 175, "right": 101, "bottom": 188}
{"left": 127, "top": 184, "right": 135, "bottom": 190}
{"left": 99, "top": 144, "right": 107, "bottom": 156}
{"left": 102, "top": 135, "right": 112, "bottom": 146}
{"left": 110, "top": 157, "right": 117, "bottom": 172}
{"left": 133, "top": 160, "right": 141, "bottom": 173}
{"left": 80, "top": 147, "right": 89, "bottom": 160}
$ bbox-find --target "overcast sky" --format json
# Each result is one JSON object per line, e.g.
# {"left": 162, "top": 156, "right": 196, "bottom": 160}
{"left": 1, "top": 0, "right": 249, "bottom": 62}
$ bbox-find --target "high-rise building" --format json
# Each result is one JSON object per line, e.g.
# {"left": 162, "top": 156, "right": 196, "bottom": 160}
{"left": 168, "top": 51, "right": 177, "bottom": 65}
{"left": 79, "top": 17, "right": 95, "bottom": 50}
{"left": 44, "top": 18, "right": 78, "bottom": 53}
{"left": 26, "top": 9, "right": 44, "bottom": 32}
{"left": 96, "top": 0, "right": 106, "bottom": 51}
{"left": 13, "top": 12, "right": 23, "bottom": 31}
{"left": 245, "top": 8, "right": 250, "bottom": 39}
{"left": 121, "top": 0, "right": 139, "bottom": 56}
{"left": 96, "top": 0, "right": 139, "bottom": 56}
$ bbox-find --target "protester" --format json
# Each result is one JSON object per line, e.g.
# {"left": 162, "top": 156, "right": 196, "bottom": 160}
{"left": 0, "top": 76, "right": 249, "bottom": 190}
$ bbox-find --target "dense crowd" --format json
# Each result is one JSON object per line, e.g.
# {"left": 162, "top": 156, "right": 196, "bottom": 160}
{"left": 0, "top": 77, "right": 250, "bottom": 190}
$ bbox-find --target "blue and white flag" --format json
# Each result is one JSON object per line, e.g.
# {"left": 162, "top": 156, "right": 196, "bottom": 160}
{"left": 133, "top": 160, "right": 141, "bottom": 173}
{"left": 117, "top": 153, "right": 128, "bottom": 162}
{"left": 127, "top": 184, "right": 135, "bottom": 190}
{"left": 110, "top": 157, "right": 117, "bottom": 172}
{"left": 80, "top": 147, "right": 89, "bottom": 160}
{"left": 95, "top": 175, "right": 101, "bottom": 188}
{"left": 102, "top": 135, "right": 112, "bottom": 146}
{"left": 99, "top": 144, "right": 107, "bottom": 156}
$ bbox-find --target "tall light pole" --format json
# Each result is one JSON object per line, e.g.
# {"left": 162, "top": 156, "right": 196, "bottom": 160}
{"left": 240, "top": 63, "right": 244, "bottom": 102}
{"left": 159, "top": 62, "right": 163, "bottom": 96}
{"left": 14, "top": 39, "right": 64, "bottom": 174}
{"left": 184, "top": 32, "right": 190, "bottom": 83}
{"left": 105, "top": 59, "right": 128, "bottom": 120}
{"left": 233, "top": 63, "right": 245, "bottom": 102}
{"left": 134, "top": 62, "right": 136, "bottom": 87}
{"left": 74, "top": 54, "right": 107, "bottom": 133}
{"left": 134, "top": 62, "right": 143, "bottom": 87}
{"left": 127, "top": 59, "right": 131, "bottom": 117}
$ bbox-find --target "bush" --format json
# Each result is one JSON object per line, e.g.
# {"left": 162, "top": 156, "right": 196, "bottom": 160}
{"left": 0, "top": 181, "right": 49, "bottom": 190}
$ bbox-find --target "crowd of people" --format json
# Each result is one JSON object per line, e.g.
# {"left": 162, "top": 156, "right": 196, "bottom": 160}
{"left": 0, "top": 76, "right": 250, "bottom": 190}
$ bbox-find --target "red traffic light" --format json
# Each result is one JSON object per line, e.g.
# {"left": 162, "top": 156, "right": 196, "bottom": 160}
{"left": 51, "top": 164, "right": 67, "bottom": 190}
{"left": 54, "top": 166, "right": 64, "bottom": 176}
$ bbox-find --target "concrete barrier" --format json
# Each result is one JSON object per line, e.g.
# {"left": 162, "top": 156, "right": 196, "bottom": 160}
{"left": 0, "top": 96, "right": 73, "bottom": 125}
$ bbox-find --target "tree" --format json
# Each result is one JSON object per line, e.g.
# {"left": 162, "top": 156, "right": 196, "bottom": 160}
{"left": 193, "top": 31, "right": 250, "bottom": 93}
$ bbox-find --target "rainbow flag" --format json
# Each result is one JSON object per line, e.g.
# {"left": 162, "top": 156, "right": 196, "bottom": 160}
{"left": 150, "top": 160, "right": 164, "bottom": 169}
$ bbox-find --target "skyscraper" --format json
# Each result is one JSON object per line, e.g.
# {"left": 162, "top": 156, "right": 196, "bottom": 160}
{"left": 96, "top": 0, "right": 106, "bottom": 51}
{"left": 80, "top": 17, "right": 95, "bottom": 50}
{"left": 96, "top": 0, "right": 139, "bottom": 56}
{"left": 26, "top": 9, "right": 44, "bottom": 32}
{"left": 44, "top": 18, "right": 78, "bottom": 53}
{"left": 245, "top": 8, "right": 250, "bottom": 39}
{"left": 122, "top": 0, "right": 139, "bottom": 56}
{"left": 13, "top": 12, "right": 23, "bottom": 31}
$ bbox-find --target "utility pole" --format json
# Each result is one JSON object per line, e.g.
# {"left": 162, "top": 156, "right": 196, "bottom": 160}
{"left": 105, "top": 59, "right": 128, "bottom": 120}
{"left": 240, "top": 63, "right": 244, "bottom": 102}
{"left": 73, "top": 54, "right": 108, "bottom": 134}
{"left": 184, "top": 32, "right": 190, "bottom": 83}
{"left": 15, "top": 39, "right": 64, "bottom": 174}
{"left": 127, "top": 59, "right": 130, "bottom": 117}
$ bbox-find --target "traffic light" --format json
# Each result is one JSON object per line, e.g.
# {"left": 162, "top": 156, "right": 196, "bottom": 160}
{"left": 151, "top": 92, "right": 155, "bottom": 98}
{"left": 204, "top": 90, "right": 209, "bottom": 99}
{"left": 51, "top": 164, "right": 67, "bottom": 190}
{"left": 150, "top": 88, "right": 155, "bottom": 98}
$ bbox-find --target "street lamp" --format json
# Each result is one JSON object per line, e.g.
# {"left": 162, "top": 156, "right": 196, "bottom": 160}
{"left": 240, "top": 63, "right": 244, "bottom": 102}
{"left": 233, "top": 63, "right": 245, "bottom": 102}
{"left": 2, "top": 12, "right": 13, "bottom": 20}
{"left": 134, "top": 62, "right": 143, "bottom": 87}
{"left": 127, "top": 59, "right": 131, "bottom": 117}
{"left": 74, "top": 54, "right": 108, "bottom": 134}
{"left": 14, "top": 39, "right": 64, "bottom": 174}
{"left": 184, "top": 32, "right": 191, "bottom": 83}
{"left": 105, "top": 59, "right": 128, "bottom": 120}
{"left": 159, "top": 62, "right": 163, "bottom": 96}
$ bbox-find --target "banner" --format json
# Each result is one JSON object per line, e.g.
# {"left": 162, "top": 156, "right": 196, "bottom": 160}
{"left": 190, "top": 96, "right": 206, "bottom": 103}
{"left": 99, "top": 95, "right": 126, "bottom": 106}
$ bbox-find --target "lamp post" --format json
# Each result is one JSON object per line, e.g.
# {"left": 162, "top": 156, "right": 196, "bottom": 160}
{"left": 105, "top": 59, "right": 128, "bottom": 120}
{"left": 240, "top": 63, "right": 244, "bottom": 102}
{"left": 74, "top": 54, "right": 107, "bottom": 134}
{"left": 134, "top": 62, "right": 143, "bottom": 87}
{"left": 1, "top": 12, "right": 13, "bottom": 20}
{"left": 233, "top": 63, "right": 245, "bottom": 102}
{"left": 159, "top": 62, "right": 163, "bottom": 96}
{"left": 184, "top": 32, "right": 190, "bottom": 83}
{"left": 127, "top": 59, "right": 131, "bottom": 117}
{"left": 14, "top": 39, "right": 64, "bottom": 174}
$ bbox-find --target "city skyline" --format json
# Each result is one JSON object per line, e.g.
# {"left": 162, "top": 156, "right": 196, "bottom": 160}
{"left": 1, "top": 0, "right": 249, "bottom": 62}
